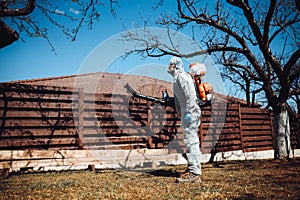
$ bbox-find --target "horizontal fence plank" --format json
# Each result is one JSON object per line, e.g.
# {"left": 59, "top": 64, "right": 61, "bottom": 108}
{"left": 242, "top": 130, "right": 272, "bottom": 135}
{"left": 241, "top": 125, "right": 272, "bottom": 130}
{"left": 241, "top": 115, "right": 271, "bottom": 120}
{"left": 0, "top": 83, "right": 299, "bottom": 156}
{"left": 0, "top": 129, "right": 77, "bottom": 137}
{"left": 0, "top": 107, "right": 76, "bottom": 114}
{"left": 0, "top": 101, "right": 75, "bottom": 110}
{"left": 243, "top": 141, "right": 273, "bottom": 148}
{"left": 243, "top": 146, "right": 273, "bottom": 152}
{"left": 1, "top": 119, "right": 75, "bottom": 127}
{"left": 241, "top": 120, "right": 272, "bottom": 125}
{"left": 201, "top": 128, "right": 240, "bottom": 135}
{"left": 242, "top": 135, "right": 273, "bottom": 142}
{"left": 0, "top": 138, "right": 77, "bottom": 146}
{"left": 241, "top": 107, "right": 270, "bottom": 114}
{"left": 202, "top": 145, "right": 242, "bottom": 154}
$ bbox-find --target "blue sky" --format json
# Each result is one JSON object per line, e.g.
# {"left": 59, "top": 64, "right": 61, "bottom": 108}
{"left": 0, "top": 0, "right": 226, "bottom": 95}
{"left": 0, "top": 1, "right": 173, "bottom": 82}
{"left": 0, "top": 1, "right": 295, "bottom": 99}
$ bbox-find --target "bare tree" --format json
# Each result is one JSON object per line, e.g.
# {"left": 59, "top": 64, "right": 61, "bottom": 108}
{"left": 290, "top": 61, "right": 300, "bottom": 114}
{"left": 0, "top": 0, "right": 117, "bottom": 50}
{"left": 123, "top": 0, "right": 300, "bottom": 160}
{"left": 220, "top": 62, "right": 264, "bottom": 107}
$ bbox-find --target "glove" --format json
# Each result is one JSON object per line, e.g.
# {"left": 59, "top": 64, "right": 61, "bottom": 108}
{"left": 183, "top": 112, "right": 193, "bottom": 125}
{"left": 206, "top": 94, "right": 213, "bottom": 102}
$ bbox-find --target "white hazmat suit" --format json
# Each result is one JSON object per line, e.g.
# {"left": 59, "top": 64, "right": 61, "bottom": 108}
{"left": 168, "top": 56, "right": 202, "bottom": 176}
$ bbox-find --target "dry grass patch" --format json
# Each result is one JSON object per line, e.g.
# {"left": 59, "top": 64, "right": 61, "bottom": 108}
{"left": 1, "top": 158, "right": 299, "bottom": 200}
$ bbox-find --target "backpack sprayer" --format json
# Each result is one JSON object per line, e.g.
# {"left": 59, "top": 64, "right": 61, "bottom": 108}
{"left": 124, "top": 62, "right": 213, "bottom": 108}
{"left": 189, "top": 62, "right": 214, "bottom": 105}
{"left": 124, "top": 83, "right": 212, "bottom": 108}
{"left": 124, "top": 83, "right": 174, "bottom": 107}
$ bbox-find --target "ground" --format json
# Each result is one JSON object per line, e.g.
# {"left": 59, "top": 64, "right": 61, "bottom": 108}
{"left": 0, "top": 158, "right": 299, "bottom": 200}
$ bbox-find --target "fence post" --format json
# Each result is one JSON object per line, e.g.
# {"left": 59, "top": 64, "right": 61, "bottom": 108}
{"left": 147, "top": 101, "right": 152, "bottom": 131}
{"left": 238, "top": 103, "right": 245, "bottom": 152}
{"left": 270, "top": 111, "right": 274, "bottom": 148}
{"left": 199, "top": 110, "right": 204, "bottom": 151}
{"left": 0, "top": 86, "right": 7, "bottom": 137}
{"left": 76, "top": 88, "right": 84, "bottom": 150}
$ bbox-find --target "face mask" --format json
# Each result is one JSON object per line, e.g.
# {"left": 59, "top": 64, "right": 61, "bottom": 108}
{"left": 168, "top": 63, "right": 176, "bottom": 76}
{"left": 170, "top": 57, "right": 184, "bottom": 72}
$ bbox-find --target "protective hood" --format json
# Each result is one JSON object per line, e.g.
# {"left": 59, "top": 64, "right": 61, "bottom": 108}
{"left": 189, "top": 62, "right": 206, "bottom": 76}
{"left": 168, "top": 56, "right": 184, "bottom": 76}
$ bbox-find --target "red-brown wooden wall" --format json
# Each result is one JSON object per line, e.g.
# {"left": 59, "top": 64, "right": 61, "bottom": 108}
{"left": 0, "top": 83, "right": 299, "bottom": 154}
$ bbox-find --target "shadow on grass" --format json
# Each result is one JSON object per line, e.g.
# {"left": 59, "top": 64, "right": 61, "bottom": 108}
{"left": 147, "top": 169, "right": 180, "bottom": 178}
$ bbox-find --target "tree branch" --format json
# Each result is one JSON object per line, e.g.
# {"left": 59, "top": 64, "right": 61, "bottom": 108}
{"left": 263, "top": 0, "right": 276, "bottom": 43}
{"left": 0, "top": 19, "right": 18, "bottom": 48}
{"left": 227, "top": 0, "right": 285, "bottom": 83}
{"left": 223, "top": 62, "right": 262, "bottom": 81}
{"left": 222, "top": 73, "right": 247, "bottom": 91}
{"left": 0, "top": 0, "right": 35, "bottom": 17}
{"left": 287, "top": 49, "right": 300, "bottom": 82}
{"left": 269, "top": 18, "right": 300, "bottom": 44}
{"left": 176, "top": 0, "right": 271, "bottom": 81}
{"left": 289, "top": 88, "right": 300, "bottom": 96}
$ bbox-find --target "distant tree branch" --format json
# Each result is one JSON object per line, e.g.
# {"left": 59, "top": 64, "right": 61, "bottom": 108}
{"left": 0, "top": 0, "right": 117, "bottom": 49}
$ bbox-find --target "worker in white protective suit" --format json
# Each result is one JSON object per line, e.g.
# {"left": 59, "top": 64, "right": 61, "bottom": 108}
{"left": 168, "top": 56, "right": 202, "bottom": 183}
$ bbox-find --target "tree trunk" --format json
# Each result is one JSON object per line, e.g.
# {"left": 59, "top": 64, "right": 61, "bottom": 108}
{"left": 273, "top": 104, "right": 291, "bottom": 160}
{"left": 0, "top": 19, "right": 18, "bottom": 49}
{"left": 297, "top": 100, "right": 300, "bottom": 115}
{"left": 245, "top": 80, "right": 250, "bottom": 107}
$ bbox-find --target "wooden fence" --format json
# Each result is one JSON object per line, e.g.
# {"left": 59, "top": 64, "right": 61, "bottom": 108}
{"left": 0, "top": 83, "right": 299, "bottom": 155}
